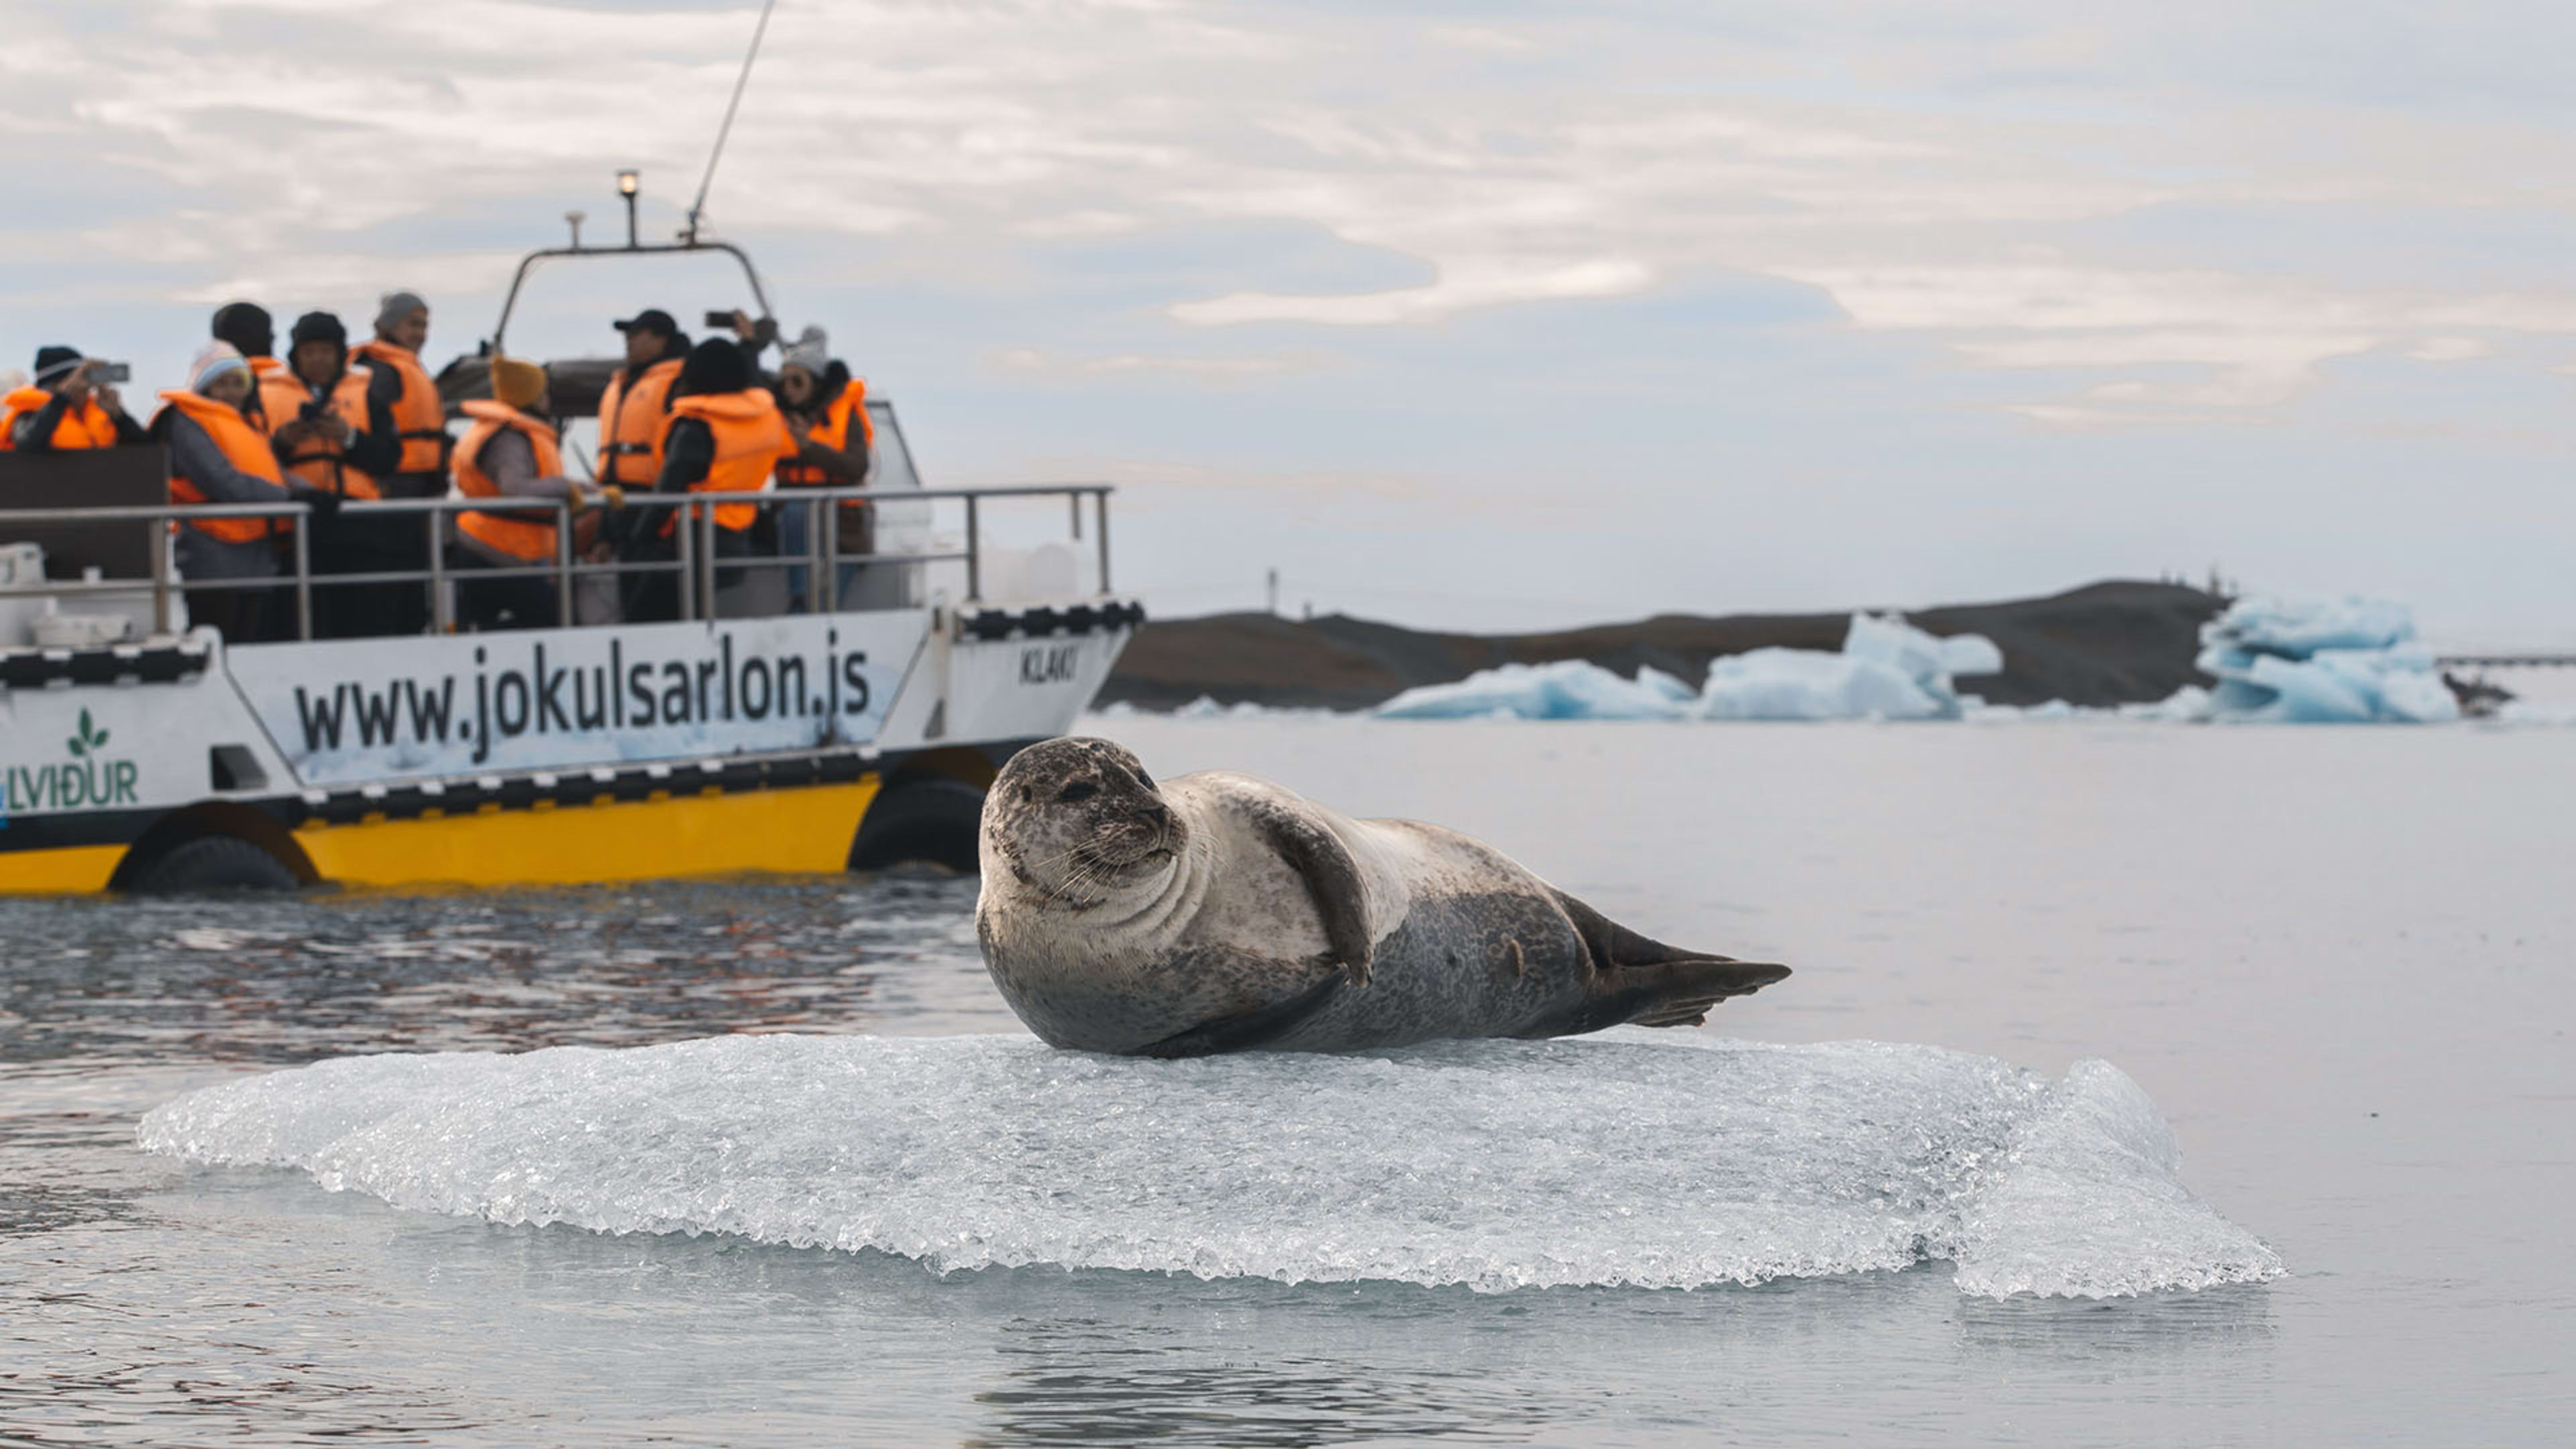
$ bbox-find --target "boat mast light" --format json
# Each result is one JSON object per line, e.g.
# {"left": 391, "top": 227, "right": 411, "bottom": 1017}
{"left": 616, "top": 170, "right": 641, "bottom": 247}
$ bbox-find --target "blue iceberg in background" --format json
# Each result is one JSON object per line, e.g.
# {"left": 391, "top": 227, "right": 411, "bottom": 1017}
{"left": 1375, "top": 614, "right": 2002, "bottom": 722}
{"left": 1375, "top": 660, "right": 1692, "bottom": 720}
{"left": 2191, "top": 596, "right": 2459, "bottom": 724}
{"left": 1703, "top": 613, "right": 1998, "bottom": 722}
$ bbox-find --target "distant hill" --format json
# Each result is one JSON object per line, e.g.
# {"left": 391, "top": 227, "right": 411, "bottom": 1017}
{"left": 1103, "top": 580, "right": 2224, "bottom": 711}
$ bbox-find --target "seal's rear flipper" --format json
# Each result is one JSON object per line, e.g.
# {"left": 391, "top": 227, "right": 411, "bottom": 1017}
{"left": 1540, "top": 890, "right": 1789, "bottom": 1035}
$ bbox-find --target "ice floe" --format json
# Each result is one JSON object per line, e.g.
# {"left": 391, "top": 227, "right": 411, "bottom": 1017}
{"left": 1376, "top": 661, "right": 1694, "bottom": 720}
{"left": 139, "top": 1030, "right": 2280, "bottom": 1299}
{"left": 1374, "top": 614, "right": 2002, "bottom": 722}
{"left": 2169, "top": 596, "right": 2458, "bottom": 724}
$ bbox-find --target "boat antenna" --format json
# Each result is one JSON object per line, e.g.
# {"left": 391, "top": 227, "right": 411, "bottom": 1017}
{"left": 683, "top": 0, "right": 779, "bottom": 245}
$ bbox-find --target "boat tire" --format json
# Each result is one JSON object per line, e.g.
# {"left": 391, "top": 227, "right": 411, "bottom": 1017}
{"left": 849, "top": 777, "right": 986, "bottom": 874}
{"left": 125, "top": 835, "right": 302, "bottom": 895}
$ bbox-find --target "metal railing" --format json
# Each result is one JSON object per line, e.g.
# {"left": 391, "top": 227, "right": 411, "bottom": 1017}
{"left": 0, "top": 482, "right": 1114, "bottom": 642}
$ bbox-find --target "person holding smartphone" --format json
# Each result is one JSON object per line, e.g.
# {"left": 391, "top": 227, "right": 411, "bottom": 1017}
{"left": 2, "top": 347, "right": 148, "bottom": 451}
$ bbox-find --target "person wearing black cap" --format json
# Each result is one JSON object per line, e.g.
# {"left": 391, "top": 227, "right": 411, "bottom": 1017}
{"left": 594, "top": 309, "right": 690, "bottom": 495}
{"left": 2, "top": 347, "right": 147, "bottom": 451}
{"left": 209, "top": 303, "right": 280, "bottom": 400}
{"left": 261, "top": 311, "right": 413, "bottom": 637}
{"left": 617, "top": 337, "right": 794, "bottom": 623}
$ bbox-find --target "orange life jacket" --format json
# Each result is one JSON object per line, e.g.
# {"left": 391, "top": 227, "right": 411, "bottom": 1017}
{"left": 775, "top": 379, "right": 873, "bottom": 488}
{"left": 238, "top": 357, "right": 286, "bottom": 428}
{"left": 451, "top": 400, "right": 566, "bottom": 564}
{"left": 155, "top": 390, "right": 288, "bottom": 545}
{"left": 0, "top": 386, "right": 118, "bottom": 451}
{"left": 260, "top": 365, "right": 382, "bottom": 500}
{"left": 660, "top": 389, "right": 794, "bottom": 534}
{"left": 595, "top": 357, "right": 683, "bottom": 487}
{"left": 351, "top": 339, "right": 449, "bottom": 474}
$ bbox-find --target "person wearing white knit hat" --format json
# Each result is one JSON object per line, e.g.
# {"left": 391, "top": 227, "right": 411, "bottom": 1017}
{"left": 771, "top": 326, "right": 875, "bottom": 610}
{"left": 147, "top": 341, "right": 336, "bottom": 641}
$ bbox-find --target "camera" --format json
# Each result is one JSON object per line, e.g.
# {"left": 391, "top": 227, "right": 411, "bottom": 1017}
{"left": 704, "top": 309, "right": 736, "bottom": 329}
{"left": 299, "top": 398, "right": 333, "bottom": 423}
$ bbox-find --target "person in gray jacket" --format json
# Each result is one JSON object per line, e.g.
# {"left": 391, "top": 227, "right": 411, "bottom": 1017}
{"left": 150, "top": 342, "right": 339, "bottom": 641}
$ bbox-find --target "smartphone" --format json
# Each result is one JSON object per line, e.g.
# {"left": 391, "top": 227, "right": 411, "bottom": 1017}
{"left": 96, "top": 362, "right": 131, "bottom": 383}
{"left": 704, "top": 310, "right": 735, "bottom": 329}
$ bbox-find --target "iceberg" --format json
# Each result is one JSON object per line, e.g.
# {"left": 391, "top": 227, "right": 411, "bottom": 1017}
{"left": 1375, "top": 661, "right": 1689, "bottom": 720}
{"left": 1373, "top": 616, "right": 2006, "bottom": 723}
{"left": 2194, "top": 596, "right": 2459, "bottom": 724}
{"left": 137, "top": 1030, "right": 2281, "bottom": 1299}
{"left": 1698, "top": 614, "right": 1998, "bottom": 722}
{"left": 1698, "top": 647, "right": 1948, "bottom": 721}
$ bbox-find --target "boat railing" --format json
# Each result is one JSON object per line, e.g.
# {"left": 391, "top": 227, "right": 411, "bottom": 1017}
{"left": 0, "top": 482, "right": 1114, "bottom": 642}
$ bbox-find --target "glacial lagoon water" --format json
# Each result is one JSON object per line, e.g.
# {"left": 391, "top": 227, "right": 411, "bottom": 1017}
{"left": 5, "top": 717, "right": 2572, "bottom": 1444}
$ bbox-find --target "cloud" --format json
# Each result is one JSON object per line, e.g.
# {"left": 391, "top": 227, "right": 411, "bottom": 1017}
{"left": 1427, "top": 25, "right": 1540, "bottom": 56}
{"left": 988, "top": 346, "right": 1307, "bottom": 382}
{"left": 13, "top": 0, "right": 2576, "bottom": 431}
{"left": 1171, "top": 258, "right": 1652, "bottom": 326}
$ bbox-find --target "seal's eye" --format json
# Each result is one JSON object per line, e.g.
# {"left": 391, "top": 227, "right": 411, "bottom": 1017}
{"left": 1129, "top": 766, "right": 1153, "bottom": 790}
{"left": 1057, "top": 782, "right": 1099, "bottom": 804}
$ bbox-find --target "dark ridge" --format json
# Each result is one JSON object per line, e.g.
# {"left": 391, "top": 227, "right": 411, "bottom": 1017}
{"left": 1102, "top": 580, "right": 2224, "bottom": 712}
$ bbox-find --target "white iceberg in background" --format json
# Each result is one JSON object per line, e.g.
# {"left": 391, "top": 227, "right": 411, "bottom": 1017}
{"left": 1937, "top": 632, "right": 2006, "bottom": 678}
{"left": 1699, "top": 647, "right": 1948, "bottom": 721}
{"left": 1373, "top": 616, "right": 2004, "bottom": 724}
{"left": 1634, "top": 663, "right": 1698, "bottom": 705}
{"left": 2196, "top": 596, "right": 2459, "bottom": 724}
{"left": 1375, "top": 661, "right": 1688, "bottom": 720}
{"left": 2206, "top": 596, "right": 2415, "bottom": 655}
{"left": 1698, "top": 614, "right": 2000, "bottom": 722}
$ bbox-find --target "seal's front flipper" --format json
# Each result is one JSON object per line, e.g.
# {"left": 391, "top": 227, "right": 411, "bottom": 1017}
{"left": 1538, "top": 890, "right": 1788, "bottom": 1035}
{"left": 1251, "top": 801, "right": 1375, "bottom": 987}
{"left": 1132, "top": 974, "right": 1345, "bottom": 1059}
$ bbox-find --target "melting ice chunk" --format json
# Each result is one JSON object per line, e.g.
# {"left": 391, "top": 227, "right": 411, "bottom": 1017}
{"left": 2181, "top": 594, "right": 2459, "bottom": 724}
{"left": 1375, "top": 661, "right": 1690, "bottom": 720}
{"left": 138, "top": 1032, "right": 2279, "bottom": 1299}
{"left": 1373, "top": 615, "right": 2005, "bottom": 723}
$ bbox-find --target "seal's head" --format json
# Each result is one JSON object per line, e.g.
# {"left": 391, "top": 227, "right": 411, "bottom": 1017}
{"left": 983, "top": 737, "right": 1183, "bottom": 908}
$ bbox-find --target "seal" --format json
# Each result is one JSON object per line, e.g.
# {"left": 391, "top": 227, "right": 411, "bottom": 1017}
{"left": 975, "top": 737, "right": 1788, "bottom": 1057}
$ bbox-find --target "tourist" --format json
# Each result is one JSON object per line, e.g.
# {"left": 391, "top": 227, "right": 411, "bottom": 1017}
{"left": 350, "top": 291, "right": 452, "bottom": 499}
{"left": 770, "top": 327, "right": 873, "bottom": 609}
{"left": 2, "top": 347, "right": 148, "bottom": 451}
{"left": 150, "top": 342, "right": 331, "bottom": 641}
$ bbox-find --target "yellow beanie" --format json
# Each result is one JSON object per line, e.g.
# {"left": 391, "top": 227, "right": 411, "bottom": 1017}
{"left": 490, "top": 354, "right": 546, "bottom": 411}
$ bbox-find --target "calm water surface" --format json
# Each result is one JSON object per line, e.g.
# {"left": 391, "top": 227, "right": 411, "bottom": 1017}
{"left": 3, "top": 718, "right": 2569, "bottom": 1445}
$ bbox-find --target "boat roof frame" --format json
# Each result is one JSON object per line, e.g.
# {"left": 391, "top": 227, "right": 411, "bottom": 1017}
{"left": 489, "top": 237, "right": 775, "bottom": 354}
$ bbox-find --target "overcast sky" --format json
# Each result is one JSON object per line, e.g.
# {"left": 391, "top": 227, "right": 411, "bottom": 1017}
{"left": 7, "top": 1, "right": 2575, "bottom": 637}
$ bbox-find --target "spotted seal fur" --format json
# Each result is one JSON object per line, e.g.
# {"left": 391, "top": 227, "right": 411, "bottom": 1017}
{"left": 974, "top": 737, "right": 1788, "bottom": 1057}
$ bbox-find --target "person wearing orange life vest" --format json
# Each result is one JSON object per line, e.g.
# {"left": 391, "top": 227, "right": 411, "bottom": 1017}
{"left": 449, "top": 356, "right": 622, "bottom": 631}
{"left": 3, "top": 347, "right": 148, "bottom": 452}
{"left": 148, "top": 343, "right": 340, "bottom": 643}
{"left": 619, "top": 338, "right": 795, "bottom": 623}
{"left": 208, "top": 303, "right": 281, "bottom": 424}
{"left": 265, "top": 311, "right": 420, "bottom": 639}
{"left": 594, "top": 309, "right": 690, "bottom": 491}
{"left": 769, "top": 327, "right": 875, "bottom": 610}
{"left": 351, "top": 291, "right": 452, "bottom": 499}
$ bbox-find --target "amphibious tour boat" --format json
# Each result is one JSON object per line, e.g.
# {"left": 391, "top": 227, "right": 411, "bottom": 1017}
{"left": 0, "top": 222, "right": 1136, "bottom": 894}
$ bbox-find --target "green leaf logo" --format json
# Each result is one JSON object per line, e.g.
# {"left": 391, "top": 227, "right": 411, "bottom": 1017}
{"left": 67, "top": 708, "right": 108, "bottom": 758}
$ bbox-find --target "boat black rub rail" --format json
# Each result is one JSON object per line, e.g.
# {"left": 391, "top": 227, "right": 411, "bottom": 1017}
{"left": 959, "top": 600, "right": 1145, "bottom": 643}
{"left": 0, "top": 639, "right": 215, "bottom": 690}
{"left": 294, "top": 745, "right": 885, "bottom": 827}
